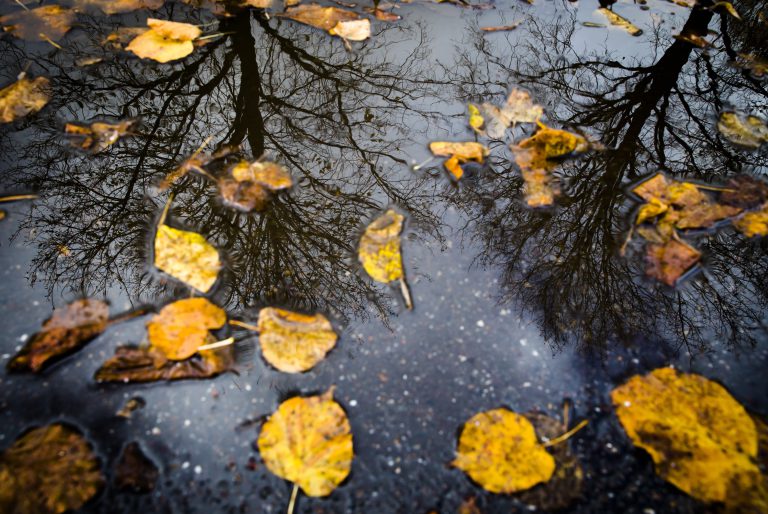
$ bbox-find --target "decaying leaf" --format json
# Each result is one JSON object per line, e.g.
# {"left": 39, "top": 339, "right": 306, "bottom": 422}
{"left": 0, "top": 74, "right": 50, "bottom": 124}
{"left": 219, "top": 159, "right": 293, "bottom": 212}
{"left": 65, "top": 119, "right": 137, "bottom": 154}
{"left": 7, "top": 299, "right": 109, "bottom": 373}
{"left": 158, "top": 144, "right": 238, "bottom": 191}
{"left": 452, "top": 408, "right": 555, "bottom": 494}
{"left": 257, "top": 307, "right": 338, "bottom": 373}
{"left": 478, "top": 88, "right": 544, "bottom": 139}
{"left": 458, "top": 497, "right": 481, "bottom": 514}
{"left": 429, "top": 142, "right": 489, "bottom": 180}
{"left": 733, "top": 203, "right": 768, "bottom": 238}
{"left": 73, "top": 0, "right": 164, "bottom": 14}
{"left": 147, "top": 297, "right": 226, "bottom": 360}
{"left": 126, "top": 18, "right": 202, "bottom": 63}
{"left": 154, "top": 223, "right": 221, "bottom": 293}
{"left": 719, "top": 175, "right": 768, "bottom": 210}
{"left": 114, "top": 442, "right": 158, "bottom": 493}
{"left": 0, "top": 5, "right": 74, "bottom": 42}
{"left": 510, "top": 122, "right": 591, "bottom": 207}
{"left": 598, "top": 8, "right": 643, "bottom": 36}
{"left": 717, "top": 111, "right": 768, "bottom": 149}
{"left": 278, "top": 4, "right": 369, "bottom": 41}
{"left": 611, "top": 368, "right": 765, "bottom": 506}
{"left": 95, "top": 345, "right": 233, "bottom": 382}
{"left": 258, "top": 388, "right": 353, "bottom": 497}
{"left": 645, "top": 238, "right": 701, "bottom": 285}
{"left": 358, "top": 209, "right": 412, "bottom": 308}
{"left": 0, "top": 424, "right": 104, "bottom": 514}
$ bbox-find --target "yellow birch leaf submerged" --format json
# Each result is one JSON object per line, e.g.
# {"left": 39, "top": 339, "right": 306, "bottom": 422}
{"left": 257, "top": 307, "right": 338, "bottom": 373}
{"left": 257, "top": 389, "right": 353, "bottom": 497}
{"left": 154, "top": 224, "right": 221, "bottom": 293}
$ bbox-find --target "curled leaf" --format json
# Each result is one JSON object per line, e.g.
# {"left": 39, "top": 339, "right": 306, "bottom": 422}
{"left": 0, "top": 74, "right": 50, "bottom": 124}
{"left": 0, "top": 424, "right": 104, "bottom": 514}
{"left": 126, "top": 18, "right": 202, "bottom": 63}
{"left": 147, "top": 298, "right": 226, "bottom": 360}
{"left": 257, "top": 307, "right": 338, "bottom": 373}
{"left": 0, "top": 5, "right": 74, "bottom": 42}
{"left": 258, "top": 389, "right": 353, "bottom": 497}
{"left": 64, "top": 119, "right": 137, "bottom": 154}
{"left": 95, "top": 345, "right": 233, "bottom": 382}
{"left": 429, "top": 141, "right": 489, "bottom": 180}
{"left": 452, "top": 408, "right": 555, "bottom": 494}
{"left": 154, "top": 224, "right": 221, "bottom": 293}
{"left": 8, "top": 299, "right": 109, "bottom": 373}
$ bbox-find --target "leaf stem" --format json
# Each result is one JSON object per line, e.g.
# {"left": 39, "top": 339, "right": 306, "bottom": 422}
{"left": 159, "top": 192, "right": 175, "bottom": 225}
{"left": 0, "top": 194, "right": 37, "bottom": 203}
{"left": 542, "top": 419, "right": 588, "bottom": 447}
{"left": 198, "top": 337, "right": 235, "bottom": 352}
{"left": 399, "top": 278, "right": 413, "bottom": 310}
{"left": 287, "top": 483, "right": 299, "bottom": 514}
{"left": 229, "top": 319, "right": 259, "bottom": 332}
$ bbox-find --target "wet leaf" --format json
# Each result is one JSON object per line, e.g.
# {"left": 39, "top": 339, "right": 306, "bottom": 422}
{"left": 429, "top": 141, "right": 489, "bottom": 180}
{"left": 0, "top": 424, "right": 103, "bottom": 514}
{"left": 64, "top": 119, "right": 137, "bottom": 154}
{"left": 95, "top": 345, "right": 233, "bottom": 382}
{"left": 451, "top": 408, "right": 555, "bottom": 494}
{"left": 611, "top": 368, "right": 765, "bottom": 506}
{"left": 328, "top": 19, "right": 371, "bottom": 41}
{"left": 147, "top": 297, "right": 226, "bottom": 360}
{"left": 0, "top": 5, "right": 74, "bottom": 42}
{"left": 154, "top": 224, "right": 221, "bottom": 293}
{"left": 126, "top": 18, "right": 202, "bottom": 63}
{"left": 458, "top": 497, "right": 481, "bottom": 514}
{"left": 645, "top": 238, "right": 701, "bottom": 285}
{"left": 598, "top": 8, "right": 643, "bottom": 36}
{"left": 358, "top": 209, "right": 404, "bottom": 284}
{"left": 114, "top": 442, "right": 158, "bottom": 493}
{"left": 257, "top": 388, "right": 353, "bottom": 497}
{"left": 219, "top": 159, "right": 293, "bottom": 212}
{"left": 479, "top": 88, "right": 543, "bottom": 139}
{"left": 719, "top": 175, "right": 768, "bottom": 210}
{"left": 257, "top": 307, "right": 338, "bottom": 373}
{"left": 103, "top": 27, "right": 149, "bottom": 50}
{"left": 116, "top": 396, "right": 146, "bottom": 418}
{"left": 481, "top": 21, "right": 523, "bottom": 32}
{"left": 364, "top": 7, "right": 402, "bottom": 21}
{"left": 159, "top": 144, "right": 239, "bottom": 191}
{"left": 73, "top": 0, "right": 164, "bottom": 14}
{"left": 0, "top": 74, "right": 50, "bottom": 124}
{"left": 733, "top": 203, "right": 768, "bottom": 237}
{"left": 717, "top": 111, "right": 768, "bottom": 149}
{"left": 8, "top": 299, "right": 109, "bottom": 373}
{"left": 734, "top": 53, "right": 768, "bottom": 79}
{"left": 467, "top": 104, "right": 484, "bottom": 133}
{"left": 278, "top": 4, "right": 369, "bottom": 41}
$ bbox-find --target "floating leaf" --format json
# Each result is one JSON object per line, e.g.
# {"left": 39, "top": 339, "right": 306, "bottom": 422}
{"left": 358, "top": 209, "right": 412, "bottom": 308}
{"left": 733, "top": 53, "right": 768, "bottom": 79}
{"left": 0, "top": 5, "right": 74, "bottom": 42}
{"left": 278, "top": 4, "right": 368, "bottom": 40}
{"left": 328, "top": 19, "right": 371, "bottom": 41}
{"left": 733, "top": 203, "right": 768, "bottom": 238}
{"left": 219, "top": 159, "right": 293, "bottom": 212}
{"left": 154, "top": 224, "right": 221, "bottom": 293}
{"left": 0, "top": 74, "right": 50, "bottom": 124}
{"left": 159, "top": 143, "right": 238, "bottom": 191}
{"left": 73, "top": 0, "right": 164, "bottom": 14}
{"left": 95, "top": 345, "right": 233, "bottom": 382}
{"left": 719, "top": 175, "right": 768, "bottom": 210}
{"left": 598, "top": 8, "right": 643, "bottom": 36}
{"left": 114, "top": 442, "right": 158, "bottom": 493}
{"left": 364, "top": 7, "right": 402, "bottom": 21}
{"left": 480, "top": 88, "right": 543, "bottom": 139}
{"left": 458, "top": 497, "right": 481, "bottom": 514}
{"left": 717, "top": 111, "right": 768, "bottom": 150}
{"left": 8, "top": 299, "right": 109, "bottom": 373}
{"left": 126, "top": 18, "right": 202, "bottom": 63}
{"left": 257, "top": 307, "right": 338, "bottom": 373}
{"left": 0, "top": 424, "right": 104, "bottom": 514}
{"left": 645, "top": 238, "right": 701, "bottom": 285}
{"left": 104, "top": 27, "right": 149, "bottom": 50}
{"left": 452, "top": 408, "right": 555, "bottom": 494}
{"left": 429, "top": 141, "right": 489, "bottom": 180}
{"left": 467, "top": 104, "right": 484, "bottom": 133}
{"left": 147, "top": 297, "right": 226, "bottom": 360}
{"left": 257, "top": 389, "right": 353, "bottom": 497}
{"left": 65, "top": 119, "right": 137, "bottom": 154}
{"left": 481, "top": 21, "right": 523, "bottom": 32}
{"left": 611, "top": 368, "right": 765, "bottom": 507}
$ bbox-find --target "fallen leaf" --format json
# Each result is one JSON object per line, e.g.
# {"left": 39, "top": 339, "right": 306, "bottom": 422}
{"left": 0, "top": 74, "right": 50, "bottom": 124}
{"left": 645, "top": 238, "right": 701, "bottom": 285}
{"left": 95, "top": 345, "right": 233, "bottom": 382}
{"left": 278, "top": 4, "right": 368, "bottom": 41}
{"left": 358, "top": 209, "right": 412, "bottom": 309}
{"left": 64, "top": 119, "right": 137, "bottom": 154}
{"left": 159, "top": 144, "right": 238, "bottom": 191}
{"left": 114, "top": 442, "right": 158, "bottom": 493}
{"left": 429, "top": 142, "right": 489, "bottom": 180}
{"left": 0, "top": 424, "right": 103, "bottom": 514}
{"left": 598, "top": 8, "right": 643, "bottom": 36}
{"left": 154, "top": 224, "right": 221, "bottom": 293}
{"left": 733, "top": 203, "right": 768, "bottom": 237}
{"left": 329, "top": 19, "right": 371, "bottom": 41}
{"left": 0, "top": 5, "right": 74, "bottom": 42}
{"left": 257, "top": 307, "right": 338, "bottom": 373}
{"left": 733, "top": 53, "right": 768, "bottom": 79}
{"left": 611, "top": 368, "right": 765, "bottom": 506}
{"left": 467, "top": 104, "right": 484, "bottom": 133}
{"left": 480, "top": 88, "right": 543, "bottom": 139}
{"left": 116, "top": 396, "right": 146, "bottom": 418}
{"left": 147, "top": 297, "right": 226, "bottom": 360}
{"left": 717, "top": 111, "right": 768, "bottom": 149}
{"left": 7, "top": 299, "right": 109, "bottom": 373}
{"left": 126, "top": 18, "right": 202, "bottom": 63}
{"left": 452, "top": 408, "right": 555, "bottom": 494}
{"left": 481, "top": 21, "right": 523, "bottom": 32}
{"left": 719, "top": 175, "right": 768, "bottom": 210}
{"left": 104, "top": 27, "right": 149, "bottom": 50}
{"left": 257, "top": 388, "right": 353, "bottom": 496}
{"left": 364, "top": 8, "right": 402, "bottom": 21}
{"left": 219, "top": 159, "right": 293, "bottom": 212}
{"left": 73, "top": 0, "right": 164, "bottom": 14}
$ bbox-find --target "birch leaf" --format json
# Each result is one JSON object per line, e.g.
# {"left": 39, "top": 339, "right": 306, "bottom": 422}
{"left": 147, "top": 298, "right": 226, "bottom": 360}
{"left": 126, "top": 19, "right": 202, "bottom": 63}
{"left": 717, "top": 111, "right": 768, "bottom": 149}
{"left": 0, "top": 6, "right": 74, "bottom": 42}
{"left": 257, "top": 307, "right": 338, "bottom": 373}
{"left": 154, "top": 224, "right": 221, "bottom": 293}
{"left": 358, "top": 209, "right": 405, "bottom": 283}
{"left": 0, "top": 74, "right": 50, "bottom": 124}
{"left": 64, "top": 119, "right": 137, "bottom": 154}
{"left": 429, "top": 141, "right": 489, "bottom": 180}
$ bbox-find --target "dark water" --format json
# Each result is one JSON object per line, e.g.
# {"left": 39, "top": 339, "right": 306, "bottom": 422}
{"left": 0, "top": 0, "right": 767, "bottom": 513}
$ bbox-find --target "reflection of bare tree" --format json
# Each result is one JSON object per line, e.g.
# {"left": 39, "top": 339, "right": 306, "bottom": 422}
{"left": 444, "top": 5, "right": 768, "bottom": 351}
{"left": 0, "top": 8, "right": 445, "bottom": 321}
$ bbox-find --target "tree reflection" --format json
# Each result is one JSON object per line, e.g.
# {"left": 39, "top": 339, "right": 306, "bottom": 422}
{"left": 0, "top": 6, "right": 444, "bottom": 321}
{"left": 444, "top": 3, "right": 768, "bottom": 352}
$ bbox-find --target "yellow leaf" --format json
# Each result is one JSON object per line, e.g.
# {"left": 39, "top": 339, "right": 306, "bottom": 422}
{"left": 0, "top": 74, "right": 50, "bottom": 124}
{"left": 611, "top": 368, "right": 764, "bottom": 506}
{"left": 257, "top": 389, "right": 353, "bottom": 497}
{"left": 0, "top": 424, "right": 104, "bottom": 514}
{"left": 230, "top": 160, "right": 293, "bottom": 190}
{"left": 278, "top": 4, "right": 361, "bottom": 38}
{"left": 597, "top": 8, "right": 643, "bottom": 36}
{"left": 126, "top": 18, "right": 202, "bottom": 63}
{"left": 452, "top": 408, "right": 556, "bottom": 494}
{"left": 72, "top": 0, "right": 164, "bottom": 14}
{"left": 358, "top": 209, "right": 405, "bottom": 283}
{"left": 733, "top": 203, "right": 768, "bottom": 237}
{"left": 154, "top": 224, "right": 221, "bottom": 293}
{"left": 257, "top": 307, "right": 338, "bottom": 373}
{"left": 0, "top": 5, "right": 74, "bottom": 42}
{"left": 467, "top": 103, "right": 484, "bottom": 133}
{"left": 220, "top": 160, "right": 292, "bottom": 212}
{"left": 480, "top": 88, "right": 544, "bottom": 138}
{"left": 711, "top": 1, "right": 741, "bottom": 19}
{"left": 147, "top": 298, "right": 226, "bottom": 360}
{"left": 429, "top": 141, "right": 489, "bottom": 180}
{"left": 64, "top": 119, "right": 137, "bottom": 154}
{"left": 717, "top": 111, "right": 768, "bottom": 150}
{"left": 328, "top": 19, "right": 371, "bottom": 41}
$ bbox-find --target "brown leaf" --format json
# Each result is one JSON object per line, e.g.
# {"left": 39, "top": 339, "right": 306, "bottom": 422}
{"left": 364, "top": 7, "right": 402, "bottom": 21}
{"left": 73, "top": 0, "right": 164, "bottom": 14}
{"left": 645, "top": 239, "right": 701, "bottom": 286}
{"left": 0, "top": 5, "right": 74, "bottom": 42}
{"left": 278, "top": 4, "right": 360, "bottom": 33}
{"left": 218, "top": 159, "right": 293, "bottom": 212}
{"left": 114, "top": 442, "right": 158, "bottom": 493}
{"left": 95, "top": 345, "right": 233, "bottom": 383}
{"left": 0, "top": 74, "right": 50, "bottom": 124}
{"left": 65, "top": 119, "right": 137, "bottom": 154}
{"left": 8, "top": 299, "right": 109, "bottom": 373}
